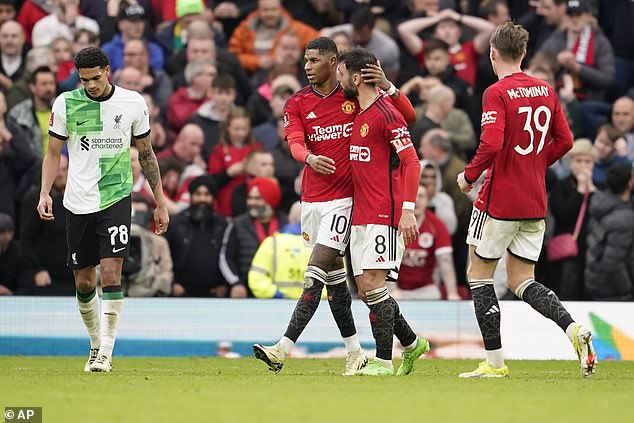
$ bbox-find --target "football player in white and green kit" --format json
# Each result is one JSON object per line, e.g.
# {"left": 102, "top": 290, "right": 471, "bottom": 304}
{"left": 37, "top": 47, "right": 169, "bottom": 372}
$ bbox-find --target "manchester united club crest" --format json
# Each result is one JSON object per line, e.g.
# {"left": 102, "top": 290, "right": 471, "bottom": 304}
{"left": 360, "top": 123, "right": 369, "bottom": 137}
{"left": 302, "top": 231, "right": 310, "bottom": 241}
{"left": 341, "top": 100, "right": 356, "bottom": 114}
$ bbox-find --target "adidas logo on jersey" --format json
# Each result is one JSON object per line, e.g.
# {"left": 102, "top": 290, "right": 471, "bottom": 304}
{"left": 330, "top": 235, "right": 340, "bottom": 242}
{"left": 306, "top": 111, "right": 317, "bottom": 119}
{"left": 485, "top": 305, "right": 500, "bottom": 315}
{"left": 375, "top": 256, "right": 386, "bottom": 263}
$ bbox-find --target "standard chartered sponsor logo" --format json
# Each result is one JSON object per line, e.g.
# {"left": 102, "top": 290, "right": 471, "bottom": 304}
{"left": 308, "top": 123, "right": 353, "bottom": 142}
{"left": 90, "top": 137, "right": 124, "bottom": 149}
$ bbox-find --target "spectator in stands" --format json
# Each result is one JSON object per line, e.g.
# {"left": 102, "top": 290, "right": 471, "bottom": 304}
{"left": 166, "top": 59, "right": 214, "bottom": 136}
{"left": 270, "top": 119, "right": 301, "bottom": 212}
{"left": 124, "top": 195, "right": 173, "bottom": 297}
{"left": 398, "top": 7, "right": 494, "bottom": 87}
{"left": 230, "top": 149, "right": 275, "bottom": 216}
{"left": 208, "top": 106, "right": 260, "bottom": 217}
{"left": 164, "top": 20, "right": 251, "bottom": 103}
{"left": 612, "top": 96, "right": 634, "bottom": 160}
{"left": 419, "top": 160, "right": 457, "bottom": 235}
{"left": 585, "top": 162, "right": 634, "bottom": 301}
{"left": 539, "top": 0, "right": 615, "bottom": 102}
{"left": 248, "top": 201, "right": 316, "bottom": 299}
{"left": 156, "top": 0, "right": 207, "bottom": 56}
{"left": 8, "top": 66, "right": 56, "bottom": 159}
{"left": 323, "top": 8, "right": 400, "bottom": 81}
{"left": 391, "top": 183, "right": 460, "bottom": 300}
{"left": 157, "top": 156, "right": 187, "bottom": 215}
{"left": 0, "top": 90, "right": 38, "bottom": 221}
{"left": 330, "top": 30, "right": 352, "bottom": 54}
{"left": 16, "top": 0, "right": 52, "bottom": 46}
{"left": 50, "top": 37, "right": 73, "bottom": 83}
{"left": 6, "top": 46, "right": 54, "bottom": 110}
{"left": 0, "top": 0, "right": 16, "bottom": 26}
{"left": 212, "top": 0, "right": 257, "bottom": 40}
{"left": 419, "top": 128, "right": 471, "bottom": 287}
{"left": 31, "top": 0, "right": 99, "bottom": 47}
{"left": 101, "top": 2, "right": 164, "bottom": 73}
{"left": 247, "top": 69, "right": 300, "bottom": 127}
{"left": 404, "top": 39, "right": 477, "bottom": 129}
{"left": 408, "top": 81, "right": 475, "bottom": 159}
{"left": 228, "top": 0, "right": 318, "bottom": 75}
{"left": 0, "top": 213, "right": 31, "bottom": 295}
{"left": 592, "top": 123, "right": 631, "bottom": 189}
{"left": 142, "top": 93, "right": 167, "bottom": 152}
{"left": 58, "top": 29, "right": 100, "bottom": 92}
{"left": 517, "top": 0, "right": 568, "bottom": 65}
{"left": 474, "top": 0, "right": 510, "bottom": 99}
{"left": 252, "top": 81, "right": 294, "bottom": 148}
{"left": 157, "top": 122, "right": 206, "bottom": 171}
{"left": 608, "top": 0, "right": 634, "bottom": 98}
{"left": 0, "top": 20, "right": 26, "bottom": 92}
{"left": 122, "top": 39, "right": 173, "bottom": 111}
{"left": 19, "top": 154, "right": 74, "bottom": 295}
{"left": 114, "top": 66, "right": 143, "bottom": 92}
{"left": 253, "top": 31, "right": 306, "bottom": 87}
{"left": 230, "top": 177, "right": 286, "bottom": 291}
{"left": 410, "top": 84, "right": 475, "bottom": 159}
{"left": 166, "top": 175, "right": 240, "bottom": 297}
{"left": 188, "top": 73, "right": 238, "bottom": 163}
{"left": 549, "top": 139, "right": 596, "bottom": 300}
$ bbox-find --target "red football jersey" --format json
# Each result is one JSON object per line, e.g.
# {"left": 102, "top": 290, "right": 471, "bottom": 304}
{"left": 398, "top": 210, "right": 453, "bottom": 290}
{"left": 417, "top": 41, "right": 480, "bottom": 87}
{"left": 464, "top": 73, "right": 573, "bottom": 219}
{"left": 283, "top": 85, "right": 358, "bottom": 202}
{"left": 350, "top": 95, "right": 416, "bottom": 226}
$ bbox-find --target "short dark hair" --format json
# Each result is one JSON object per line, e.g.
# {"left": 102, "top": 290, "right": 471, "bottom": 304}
{"left": 338, "top": 48, "right": 377, "bottom": 74}
{"left": 479, "top": 0, "right": 508, "bottom": 19}
{"left": 74, "top": 47, "right": 109, "bottom": 69}
{"left": 489, "top": 21, "right": 529, "bottom": 62}
{"left": 423, "top": 38, "right": 450, "bottom": 57}
{"left": 306, "top": 36, "right": 338, "bottom": 56}
{"left": 212, "top": 73, "right": 236, "bottom": 90}
{"left": 29, "top": 65, "right": 54, "bottom": 84}
{"left": 606, "top": 162, "right": 632, "bottom": 195}
{"left": 598, "top": 123, "right": 623, "bottom": 143}
{"left": 350, "top": 7, "right": 375, "bottom": 30}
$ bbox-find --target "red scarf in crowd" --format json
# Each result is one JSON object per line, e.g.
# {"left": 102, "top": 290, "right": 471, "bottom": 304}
{"left": 571, "top": 25, "right": 594, "bottom": 99}
{"left": 254, "top": 217, "right": 279, "bottom": 243}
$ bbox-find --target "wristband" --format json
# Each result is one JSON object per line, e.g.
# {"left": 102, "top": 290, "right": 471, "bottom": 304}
{"left": 402, "top": 201, "right": 415, "bottom": 211}
{"left": 386, "top": 83, "right": 397, "bottom": 96}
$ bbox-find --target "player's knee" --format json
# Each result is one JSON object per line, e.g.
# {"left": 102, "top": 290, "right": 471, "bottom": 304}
{"left": 75, "top": 279, "right": 95, "bottom": 293}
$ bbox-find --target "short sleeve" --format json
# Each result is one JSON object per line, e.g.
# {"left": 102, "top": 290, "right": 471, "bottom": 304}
{"left": 49, "top": 94, "right": 68, "bottom": 140}
{"left": 132, "top": 92, "right": 151, "bottom": 139}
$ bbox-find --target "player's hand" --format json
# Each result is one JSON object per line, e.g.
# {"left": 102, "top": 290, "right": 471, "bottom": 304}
{"left": 457, "top": 172, "right": 473, "bottom": 193}
{"left": 361, "top": 61, "right": 389, "bottom": 92}
{"left": 230, "top": 284, "right": 248, "bottom": 298}
{"left": 34, "top": 270, "right": 52, "bottom": 287}
{"left": 306, "top": 154, "right": 336, "bottom": 175}
{"left": 154, "top": 204, "right": 170, "bottom": 235}
{"left": 446, "top": 292, "right": 461, "bottom": 301}
{"left": 37, "top": 194, "right": 54, "bottom": 221}
{"left": 398, "top": 209, "right": 418, "bottom": 245}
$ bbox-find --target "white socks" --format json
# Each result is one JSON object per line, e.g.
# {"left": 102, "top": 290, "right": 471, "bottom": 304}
{"left": 77, "top": 289, "right": 100, "bottom": 349}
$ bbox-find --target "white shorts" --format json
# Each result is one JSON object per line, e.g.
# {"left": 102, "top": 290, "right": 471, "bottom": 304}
{"left": 350, "top": 224, "right": 405, "bottom": 276}
{"left": 466, "top": 207, "right": 545, "bottom": 263}
{"left": 301, "top": 197, "right": 352, "bottom": 252}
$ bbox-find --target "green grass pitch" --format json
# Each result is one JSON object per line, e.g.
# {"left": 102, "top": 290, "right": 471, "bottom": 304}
{"left": 1, "top": 357, "right": 632, "bottom": 423}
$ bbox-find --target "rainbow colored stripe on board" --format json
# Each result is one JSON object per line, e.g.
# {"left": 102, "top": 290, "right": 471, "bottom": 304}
{"left": 589, "top": 312, "right": 634, "bottom": 360}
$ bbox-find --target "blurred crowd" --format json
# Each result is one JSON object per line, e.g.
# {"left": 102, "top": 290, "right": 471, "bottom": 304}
{"left": 0, "top": 0, "right": 633, "bottom": 301}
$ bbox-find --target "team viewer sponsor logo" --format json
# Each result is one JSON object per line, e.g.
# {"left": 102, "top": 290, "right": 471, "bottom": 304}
{"left": 308, "top": 123, "right": 353, "bottom": 142}
{"left": 350, "top": 145, "right": 370, "bottom": 162}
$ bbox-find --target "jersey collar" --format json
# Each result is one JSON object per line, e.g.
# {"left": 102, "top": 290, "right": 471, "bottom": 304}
{"left": 85, "top": 84, "right": 116, "bottom": 102}
{"left": 311, "top": 82, "right": 340, "bottom": 98}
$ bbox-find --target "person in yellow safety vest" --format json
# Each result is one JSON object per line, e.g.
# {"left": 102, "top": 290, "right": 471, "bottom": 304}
{"left": 249, "top": 202, "right": 326, "bottom": 299}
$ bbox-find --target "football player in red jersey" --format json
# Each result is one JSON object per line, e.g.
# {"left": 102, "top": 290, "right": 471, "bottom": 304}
{"left": 253, "top": 37, "right": 416, "bottom": 375}
{"left": 457, "top": 22, "right": 596, "bottom": 378}
{"left": 337, "top": 48, "right": 429, "bottom": 376}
